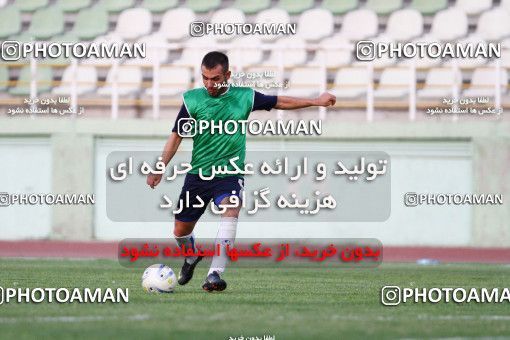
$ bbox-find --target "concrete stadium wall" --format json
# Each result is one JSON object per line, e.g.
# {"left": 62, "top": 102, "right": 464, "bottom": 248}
{"left": 0, "top": 117, "right": 508, "bottom": 247}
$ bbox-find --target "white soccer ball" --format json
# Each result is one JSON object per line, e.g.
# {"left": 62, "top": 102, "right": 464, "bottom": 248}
{"left": 142, "top": 264, "right": 177, "bottom": 293}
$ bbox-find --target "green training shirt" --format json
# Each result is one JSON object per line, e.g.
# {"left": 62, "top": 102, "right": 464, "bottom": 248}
{"left": 182, "top": 86, "right": 255, "bottom": 177}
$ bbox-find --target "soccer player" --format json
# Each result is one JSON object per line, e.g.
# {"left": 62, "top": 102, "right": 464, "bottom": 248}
{"left": 147, "top": 51, "right": 336, "bottom": 292}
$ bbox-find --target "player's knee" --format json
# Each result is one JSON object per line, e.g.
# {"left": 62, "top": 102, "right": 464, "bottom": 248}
{"left": 220, "top": 196, "right": 241, "bottom": 218}
{"left": 173, "top": 220, "right": 196, "bottom": 237}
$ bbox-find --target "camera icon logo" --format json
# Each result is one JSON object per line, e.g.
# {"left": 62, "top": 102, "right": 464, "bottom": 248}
{"left": 356, "top": 41, "right": 376, "bottom": 61}
{"left": 381, "top": 286, "right": 401, "bottom": 306}
{"left": 1, "top": 41, "right": 21, "bottom": 61}
{"left": 0, "top": 192, "right": 10, "bottom": 207}
{"left": 177, "top": 118, "right": 197, "bottom": 137}
{"left": 190, "top": 22, "right": 205, "bottom": 37}
{"left": 404, "top": 192, "right": 418, "bottom": 207}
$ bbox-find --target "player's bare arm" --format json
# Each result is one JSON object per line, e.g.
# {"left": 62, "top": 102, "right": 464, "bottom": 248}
{"left": 146, "top": 132, "right": 183, "bottom": 189}
{"left": 274, "top": 92, "right": 336, "bottom": 110}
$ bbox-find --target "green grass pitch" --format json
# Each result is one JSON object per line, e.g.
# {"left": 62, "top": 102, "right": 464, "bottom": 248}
{"left": 0, "top": 258, "right": 509, "bottom": 339}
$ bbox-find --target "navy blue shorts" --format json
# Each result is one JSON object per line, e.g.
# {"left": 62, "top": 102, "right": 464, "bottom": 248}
{"left": 174, "top": 174, "right": 245, "bottom": 222}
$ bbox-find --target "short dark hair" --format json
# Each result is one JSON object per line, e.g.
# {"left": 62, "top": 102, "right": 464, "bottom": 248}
{"left": 201, "top": 51, "right": 229, "bottom": 73}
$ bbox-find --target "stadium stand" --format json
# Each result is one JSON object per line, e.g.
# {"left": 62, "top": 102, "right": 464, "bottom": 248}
{"left": 185, "top": 0, "right": 220, "bottom": 13}
{"left": 232, "top": 0, "right": 271, "bottom": 15}
{"left": 158, "top": 7, "right": 196, "bottom": 41}
{"left": 297, "top": 8, "right": 334, "bottom": 42}
{"left": 455, "top": 0, "right": 492, "bottom": 15}
{"left": 114, "top": 8, "right": 152, "bottom": 40}
{"left": 97, "top": 0, "right": 134, "bottom": 13}
{"left": 27, "top": 6, "right": 64, "bottom": 40}
{"left": 12, "top": 0, "right": 48, "bottom": 12}
{"left": 141, "top": 0, "right": 178, "bottom": 13}
{"left": 55, "top": 0, "right": 91, "bottom": 13}
{"left": 0, "top": 5, "right": 21, "bottom": 39}
{"left": 321, "top": 0, "right": 358, "bottom": 15}
{"left": 410, "top": 0, "right": 447, "bottom": 15}
{"left": 254, "top": 8, "right": 290, "bottom": 41}
{"left": 463, "top": 67, "right": 508, "bottom": 97}
{"left": 282, "top": 66, "right": 324, "bottom": 97}
{"left": 330, "top": 67, "right": 369, "bottom": 99}
{"left": 337, "top": 9, "right": 378, "bottom": 41}
{"left": 0, "top": 0, "right": 508, "bottom": 119}
{"left": 366, "top": 0, "right": 402, "bottom": 15}
{"left": 210, "top": 8, "right": 245, "bottom": 41}
{"left": 52, "top": 65, "right": 98, "bottom": 96}
{"left": 0, "top": 65, "right": 8, "bottom": 92}
{"left": 430, "top": 7, "right": 468, "bottom": 41}
{"left": 97, "top": 65, "right": 142, "bottom": 97}
{"left": 70, "top": 6, "right": 109, "bottom": 40}
{"left": 145, "top": 66, "right": 192, "bottom": 97}
{"left": 417, "top": 68, "right": 462, "bottom": 99}
{"left": 9, "top": 65, "right": 53, "bottom": 96}
{"left": 277, "top": 0, "right": 314, "bottom": 15}
{"left": 374, "top": 67, "right": 412, "bottom": 99}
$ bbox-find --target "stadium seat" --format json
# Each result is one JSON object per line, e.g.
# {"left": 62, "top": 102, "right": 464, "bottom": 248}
{"left": 52, "top": 65, "right": 97, "bottom": 95}
{"left": 141, "top": 0, "right": 178, "bottom": 13}
{"left": 227, "top": 35, "right": 264, "bottom": 69}
{"left": 210, "top": 8, "right": 245, "bottom": 41}
{"left": 233, "top": 0, "right": 270, "bottom": 14}
{"left": 366, "top": 0, "right": 402, "bottom": 15}
{"left": 266, "top": 36, "right": 307, "bottom": 67}
{"left": 310, "top": 35, "right": 352, "bottom": 68}
{"left": 158, "top": 8, "right": 196, "bottom": 41}
{"left": 27, "top": 6, "right": 64, "bottom": 40}
{"left": 475, "top": 8, "right": 510, "bottom": 41}
{"left": 297, "top": 8, "right": 334, "bottom": 42}
{"left": 55, "top": 0, "right": 91, "bottom": 13}
{"left": 124, "top": 33, "right": 169, "bottom": 66}
{"left": 401, "top": 34, "right": 442, "bottom": 68}
{"left": 374, "top": 67, "right": 412, "bottom": 99}
{"left": 40, "top": 33, "right": 79, "bottom": 66}
{"left": 185, "top": 0, "right": 220, "bottom": 13}
{"left": 330, "top": 67, "right": 369, "bottom": 99}
{"left": 97, "top": 0, "right": 134, "bottom": 13}
{"left": 254, "top": 8, "right": 290, "bottom": 42}
{"left": 9, "top": 65, "right": 53, "bottom": 96}
{"left": 81, "top": 33, "right": 124, "bottom": 66}
{"left": 455, "top": 0, "right": 491, "bottom": 16}
{"left": 277, "top": 0, "right": 314, "bottom": 15}
{"left": 282, "top": 67, "right": 324, "bottom": 97}
{"left": 97, "top": 66, "right": 142, "bottom": 96}
{"left": 463, "top": 67, "right": 508, "bottom": 97}
{"left": 337, "top": 9, "right": 378, "bottom": 41}
{"left": 114, "top": 8, "right": 152, "bottom": 40}
{"left": 384, "top": 9, "right": 423, "bottom": 41}
{"left": 0, "top": 66, "right": 8, "bottom": 92}
{"left": 321, "top": 0, "right": 358, "bottom": 15}
{"left": 174, "top": 35, "right": 217, "bottom": 67}
{"left": 417, "top": 68, "right": 462, "bottom": 99}
{"left": 145, "top": 66, "right": 191, "bottom": 97}
{"left": 410, "top": 0, "right": 447, "bottom": 15}
{"left": 430, "top": 8, "right": 468, "bottom": 41}
{"left": 71, "top": 6, "right": 109, "bottom": 40}
{"left": 0, "top": 6, "right": 21, "bottom": 39}
{"left": 12, "top": 0, "right": 48, "bottom": 12}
